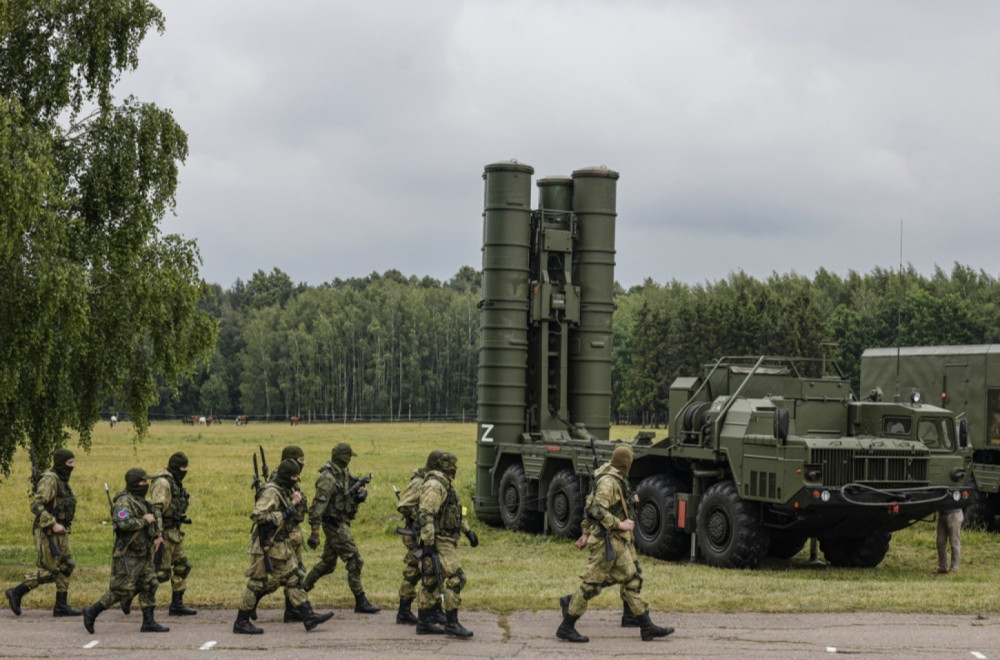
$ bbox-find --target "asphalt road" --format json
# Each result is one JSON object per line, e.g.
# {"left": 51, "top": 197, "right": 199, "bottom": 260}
{"left": 1, "top": 607, "right": 998, "bottom": 659}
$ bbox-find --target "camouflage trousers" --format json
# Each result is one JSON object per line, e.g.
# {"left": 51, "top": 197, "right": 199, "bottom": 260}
{"left": 239, "top": 552, "right": 308, "bottom": 610}
{"left": 416, "top": 536, "right": 465, "bottom": 612}
{"left": 398, "top": 530, "right": 431, "bottom": 600}
{"left": 97, "top": 553, "right": 158, "bottom": 609}
{"left": 155, "top": 528, "right": 192, "bottom": 592}
{"left": 23, "top": 527, "right": 75, "bottom": 591}
{"left": 303, "top": 521, "right": 364, "bottom": 595}
{"left": 567, "top": 531, "right": 647, "bottom": 618}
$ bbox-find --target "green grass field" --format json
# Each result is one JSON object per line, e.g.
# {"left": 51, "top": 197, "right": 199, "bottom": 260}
{"left": 1, "top": 421, "right": 997, "bottom": 614}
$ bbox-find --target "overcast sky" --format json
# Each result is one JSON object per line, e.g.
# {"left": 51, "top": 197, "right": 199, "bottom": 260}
{"left": 120, "top": 1, "right": 1000, "bottom": 290}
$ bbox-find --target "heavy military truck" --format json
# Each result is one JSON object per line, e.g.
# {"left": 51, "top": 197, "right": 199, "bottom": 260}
{"left": 861, "top": 345, "right": 1000, "bottom": 529}
{"left": 473, "top": 160, "right": 975, "bottom": 568}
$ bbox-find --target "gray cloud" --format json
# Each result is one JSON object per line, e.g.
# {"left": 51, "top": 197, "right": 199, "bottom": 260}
{"left": 121, "top": 0, "right": 1000, "bottom": 288}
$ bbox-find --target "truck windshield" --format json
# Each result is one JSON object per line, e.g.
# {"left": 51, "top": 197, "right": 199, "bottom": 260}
{"left": 917, "top": 417, "right": 955, "bottom": 451}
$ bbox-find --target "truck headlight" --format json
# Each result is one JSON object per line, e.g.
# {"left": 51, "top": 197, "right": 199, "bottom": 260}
{"left": 952, "top": 490, "right": 962, "bottom": 502}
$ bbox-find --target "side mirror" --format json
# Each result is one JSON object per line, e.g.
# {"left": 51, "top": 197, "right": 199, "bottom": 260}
{"left": 773, "top": 408, "right": 790, "bottom": 442}
{"left": 959, "top": 419, "right": 969, "bottom": 449}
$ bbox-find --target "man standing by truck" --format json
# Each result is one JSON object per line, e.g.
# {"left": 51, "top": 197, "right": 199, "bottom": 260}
{"left": 556, "top": 445, "right": 673, "bottom": 643}
{"left": 936, "top": 507, "right": 963, "bottom": 574}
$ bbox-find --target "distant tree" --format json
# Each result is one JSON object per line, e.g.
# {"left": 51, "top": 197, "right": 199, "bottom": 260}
{"left": 200, "top": 374, "right": 230, "bottom": 416}
{"left": 0, "top": 1, "right": 216, "bottom": 474}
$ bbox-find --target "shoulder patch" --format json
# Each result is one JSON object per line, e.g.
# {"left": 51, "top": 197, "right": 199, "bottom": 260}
{"left": 117, "top": 510, "right": 129, "bottom": 519}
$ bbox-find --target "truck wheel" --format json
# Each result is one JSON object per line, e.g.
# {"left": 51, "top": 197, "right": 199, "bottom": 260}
{"left": 819, "top": 532, "right": 891, "bottom": 567}
{"left": 962, "top": 491, "right": 995, "bottom": 531}
{"left": 767, "top": 532, "right": 807, "bottom": 559}
{"left": 498, "top": 463, "right": 542, "bottom": 532}
{"left": 634, "top": 474, "right": 689, "bottom": 560}
{"left": 546, "top": 469, "right": 582, "bottom": 538}
{"left": 696, "top": 480, "right": 770, "bottom": 569}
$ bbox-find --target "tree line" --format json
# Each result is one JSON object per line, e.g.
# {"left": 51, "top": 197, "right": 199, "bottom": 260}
{"left": 153, "top": 263, "right": 1000, "bottom": 428}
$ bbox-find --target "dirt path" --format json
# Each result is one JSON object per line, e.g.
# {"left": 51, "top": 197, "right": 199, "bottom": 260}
{"left": 1, "top": 608, "right": 997, "bottom": 659}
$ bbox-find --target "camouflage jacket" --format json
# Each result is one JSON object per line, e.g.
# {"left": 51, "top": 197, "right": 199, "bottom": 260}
{"left": 250, "top": 482, "right": 296, "bottom": 549}
{"left": 584, "top": 462, "right": 632, "bottom": 538}
{"left": 396, "top": 467, "right": 427, "bottom": 525}
{"left": 416, "top": 469, "right": 470, "bottom": 544}
{"left": 112, "top": 491, "right": 159, "bottom": 556}
{"left": 150, "top": 469, "right": 190, "bottom": 530}
{"left": 31, "top": 469, "right": 75, "bottom": 530}
{"left": 308, "top": 462, "right": 359, "bottom": 528}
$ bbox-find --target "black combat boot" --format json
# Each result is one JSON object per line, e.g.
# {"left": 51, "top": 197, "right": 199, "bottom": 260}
{"left": 53, "top": 591, "right": 82, "bottom": 617}
{"left": 556, "top": 595, "right": 589, "bottom": 643}
{"left": 120, "top": 594, "right": 134, "bottom": 615}
{"left": 444, "top": 609, "right": 473, "bottom": 638}
{"left": 233, "top": 609, "right": 264, "bottom": 635}
{"left": 5, "top": 583, "right": 30, "bottom": 616}
{"left": 82, "top": 601, "right": 106, "bottom": 634}
{"left": 283, "top": 594, "right": 302, "bottom": 622}
{"left": 621, "top": 602, "right": 640, "bottom": 627}
{"left": 396, "top": 597, "right": 418, "bottom": 625}
{"left": 169, "top": 590, "right": 197, "bottom": 616}
{"left": 415, "top": 608, "right": 446, "bottom": 635}
{"left": 429, "top": 600, "right": 447, "bottom": 624}
{"left": 354, "top": 591, "right": 381, "bottom": 614}
{"left": 636, "top": 611, "right": 674, "bottom": 641}
{"left": 298, "top": 602, "right": 334, "bottom": 631}
{"left": 139, "top": 606, "right": 170, "bottom": 632}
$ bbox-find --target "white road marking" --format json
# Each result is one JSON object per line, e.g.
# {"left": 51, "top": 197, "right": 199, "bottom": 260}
{"left": 200, "top": 641, "right": 218, "bottom": 651}
{"left": 83, "top": 640, "right": 100, "bottom": 649}
{"left": 971, "top": 652, "right": 986, "bottom": 660}
{"left": 826, "top": 648, "right": 837, "bottom": 654}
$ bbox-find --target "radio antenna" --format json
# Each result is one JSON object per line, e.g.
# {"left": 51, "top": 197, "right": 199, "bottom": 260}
{"left": 894, "top": 219, "right": 903, "bottom": 401}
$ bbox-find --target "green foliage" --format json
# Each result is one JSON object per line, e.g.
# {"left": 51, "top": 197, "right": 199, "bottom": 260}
{"left": 0, "top": 0, "right": 216, "bottom": 474}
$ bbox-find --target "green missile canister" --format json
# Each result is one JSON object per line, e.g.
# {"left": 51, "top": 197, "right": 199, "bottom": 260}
{"left": 475, "top": 160, "right": 534, "bottom": 524}
{"left": 568, "top": 166, "right": 619, "bottom": 440}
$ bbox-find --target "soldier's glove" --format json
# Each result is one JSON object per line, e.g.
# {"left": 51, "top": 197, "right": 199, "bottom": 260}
{"left": 465, "top": 529, "right": 479, "bottom": 548}
{"left": 181, "top": 516, "right": 193, "bottom": 525}
{"left": 353, "top": 488, "right": 368, "bottom": 504}
{"left": 281, "top": 506, "right": 297, "bottom": 520}
{"left": 307, "top": 529, "right": 320, "bottom": 550}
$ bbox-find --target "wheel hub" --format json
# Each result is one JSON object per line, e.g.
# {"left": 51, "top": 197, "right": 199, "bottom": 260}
{"left": 638, "top": 501, "right": 660, "bottom": 536}
{"left": 705, "top": 508, "right": 732, "bottom": 549}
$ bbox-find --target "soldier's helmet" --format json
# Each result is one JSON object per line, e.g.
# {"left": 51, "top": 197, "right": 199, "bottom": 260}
{"left": 331, "top": 442, "right": 357, "bottom": 465}
{"left": 425, "top": 449, "right": 445, "bottom": 470}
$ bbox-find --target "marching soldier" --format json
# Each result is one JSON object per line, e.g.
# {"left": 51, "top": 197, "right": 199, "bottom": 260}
{"left": 303, "top": 443, "right": 380, "bottom": 613}
{"left": 414, "top": 451, "right": 478, "bottom": 638}
{"left": 5, "top": 448, "right": 81, "bottom": 617}
{"left": 83, "top": 468, "right": 169, "bottom": 634}
{"left": 150, "top": 451, "right": 197, "bottom": 616}
{"left": 394, "top": 451, "right": 445, "bottom": 626}
{"left": 233, "top": 458, "right": 333, "bottom": 635}
{"left": 556, "top": 445, "right": 673, "bottom": 643}
{"left": 274, "top": 445, "right": 309, "bottom": 623}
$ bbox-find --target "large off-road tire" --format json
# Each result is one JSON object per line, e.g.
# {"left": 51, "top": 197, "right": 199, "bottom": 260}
{"left": 819, "top": 532, "right": 891, "bottom": 568}
{"left": 767, "top": 532, "right": 808, "bottom": 560}
{"left": 633, "top": 474, "right": 689, "bottom": 561}
{"left": 546, "top": 469, "right": 583, "bottom": 538}
{"left": 696, "top": 480, "right": 770, "bottom": 569}
{"left": 498, "top": 463, "right": 542, "bottom": 532}
{"left": 962, "top": 491, "right": 996, "bottom": 531}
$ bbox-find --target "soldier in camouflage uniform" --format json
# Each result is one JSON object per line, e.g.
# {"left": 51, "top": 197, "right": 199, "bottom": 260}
{"left": 414, "top": 451, "right": 478, "bottom": 638}
{"left": 394, "top": 451, "right": 444, "bottom": 625}
{"left": 83, "top": 468, "right": 169, "bottom": 634}
{"left": 5, "top": 448, "right": 81, "bottom": 618}
{"left": 302, "top": 442, "right": 380, "bottom": 613}
{"left": 269, "top": 446, "right": 309, "bottom": 623}
{"left": 233, "top": 458, "right": 333, "bottom": 635}
{"left": 556, "top": 445, "right": 673, "bottom": 643}
{"left": 150, "top": 451, "right": 197, "bottom": 616}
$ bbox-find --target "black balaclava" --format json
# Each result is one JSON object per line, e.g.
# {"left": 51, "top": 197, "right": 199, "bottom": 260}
{"left": 274, "top": 458, "right": 301, "bottom": 490}
{"left": 125, "top": 467, "right": 151, "bottom": 498}
{"left": 168, "top": 451, "right": 189, "bottom": 483}
{"left": 331, "top": 442, "right": 356, "bottom": 468}
{"left": 281, "top": 445, "right": 305, "bottom": 466}
{"left": 52, "top": 448, "right": 74, "bottom": 481}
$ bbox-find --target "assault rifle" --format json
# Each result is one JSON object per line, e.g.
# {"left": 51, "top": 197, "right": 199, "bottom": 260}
{"left": 105, "top": 482, "right": 131, "bottom": 577}
{"left": 29, "top": 447, "right": 62, "bottom": 559}
{"left": 252, "top": 445, "right": 269, "bottom": 499}
{"left": 254, "top": 520, "right": 279, "bottom": 574}
{"left": 347, "top": 473, "right": 373, "bottom": 502}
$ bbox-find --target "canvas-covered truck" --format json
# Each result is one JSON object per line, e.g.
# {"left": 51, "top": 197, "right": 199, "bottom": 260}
{"left": 473, "top": 160, "right": 975, "bottom": 568}
{"left": 861, "top": 345, "right": 1000, "bottom": 529}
